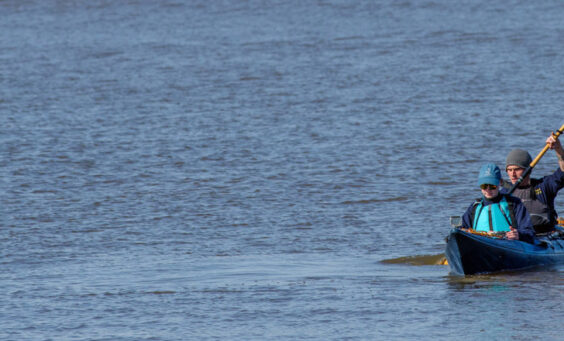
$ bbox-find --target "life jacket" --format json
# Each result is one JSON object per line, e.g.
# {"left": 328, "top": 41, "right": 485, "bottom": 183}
{"left": 471, "top": 194, "right": 515, "bottom": 232}
{"left": 503, "top": 178, "right": 555, "bottom": 233}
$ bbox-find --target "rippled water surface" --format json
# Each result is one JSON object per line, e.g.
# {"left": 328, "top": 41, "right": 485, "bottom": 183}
{"left": 2, "top": 1, "right": 564, "bottom": 340}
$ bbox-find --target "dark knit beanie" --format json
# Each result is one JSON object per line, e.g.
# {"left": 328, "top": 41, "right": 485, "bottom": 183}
{"left": 506, "top": 149, "right": 532, "bottom": 168}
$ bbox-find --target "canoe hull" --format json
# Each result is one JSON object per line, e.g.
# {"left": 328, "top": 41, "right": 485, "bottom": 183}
{"left": 445, "top": 228, "right": 564, "bottom": 275}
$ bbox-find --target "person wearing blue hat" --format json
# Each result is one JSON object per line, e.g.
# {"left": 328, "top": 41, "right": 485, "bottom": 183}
{"left": 501, "top": 133, "right": 564, "bottom": 233}
{"left": 461, "top": 163, "right": 535, "bottom": 243}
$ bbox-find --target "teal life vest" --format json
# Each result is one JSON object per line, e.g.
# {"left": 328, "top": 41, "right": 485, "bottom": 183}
{"left": 472, "top": 195, "right": 514, "bottom": 232}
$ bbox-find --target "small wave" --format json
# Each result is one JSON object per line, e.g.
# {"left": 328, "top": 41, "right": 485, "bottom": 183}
{"left": 71, "top": 229, "right": 102, "bottom": 233}
{"left": 146, "top": 290, "right": 176, "bottom": 295}
{"left": 342, "top": 196, "right": 409, "bottom": 204}
{"left": 333, "top": 35, "right": 365, "bottom": 41}
{"left": 31, "top": 189, "right": 58, "bottom": 194}
{"left": 240, "top": 76, "right": 261, "bottom": 81}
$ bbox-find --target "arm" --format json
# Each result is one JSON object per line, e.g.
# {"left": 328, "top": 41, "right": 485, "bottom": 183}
{"left": 538, "top": 167, "right": 564, "bottom": 200}
{"left": 546, "top": 134, "right": 564, "bottom": 172}
{"left": 511, "top": 199, "right": 535, "bottom": 243}
{"left": 461, "top": 203, "right": 475, "bottom": 229}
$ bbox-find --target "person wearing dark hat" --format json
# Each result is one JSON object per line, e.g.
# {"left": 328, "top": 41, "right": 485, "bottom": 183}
{"left": 502, "top": 134, "right": 564, "bottom": 233}
{"left": 461, "top": 163, "right": 535, "bottom": 243}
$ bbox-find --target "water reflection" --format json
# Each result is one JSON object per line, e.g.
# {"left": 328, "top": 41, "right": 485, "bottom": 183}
{"left": 445, "top": 265, "right": 564, "bottom": 291}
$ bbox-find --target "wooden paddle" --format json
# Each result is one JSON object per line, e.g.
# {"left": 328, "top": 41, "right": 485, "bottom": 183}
{"left": 507, "top": 123, "right": 564, "bottom": 195}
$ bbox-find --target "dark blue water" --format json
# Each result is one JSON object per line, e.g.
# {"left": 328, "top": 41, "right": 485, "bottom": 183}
{"left": 2, "top": 1, "right": 564, "bottom": 340}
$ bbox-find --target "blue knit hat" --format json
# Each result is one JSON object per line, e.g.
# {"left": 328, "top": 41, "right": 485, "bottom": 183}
{"left": 477, "top": 163, "right": 501, "bottom": 186}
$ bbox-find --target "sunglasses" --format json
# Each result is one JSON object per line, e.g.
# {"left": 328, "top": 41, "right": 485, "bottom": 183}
{"left": 480, "top": 184, "right": 498, "bottom": 190}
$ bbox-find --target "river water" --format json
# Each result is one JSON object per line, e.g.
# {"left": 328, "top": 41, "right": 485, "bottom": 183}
{"left": 1, "top": 1, "right": 564, "bottom": 340}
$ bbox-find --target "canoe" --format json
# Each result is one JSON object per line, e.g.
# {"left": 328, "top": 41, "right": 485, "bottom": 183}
{"left": 445, "top": 227, "right": 564, "bottom": 275}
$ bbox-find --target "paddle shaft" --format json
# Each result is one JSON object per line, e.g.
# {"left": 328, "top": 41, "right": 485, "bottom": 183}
{"left": 508, "top": 123, "right": 564, "bottom": 195}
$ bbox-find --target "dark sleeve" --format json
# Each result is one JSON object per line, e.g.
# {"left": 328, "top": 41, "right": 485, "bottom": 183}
{"left": 461, "top": 203, "right": 475, "bottom": 229}
{"left": 540, "top": 168, "right": 564, "bottom": 197}
{"left": 511, "top": 198, "right": 535, "bottom": 243}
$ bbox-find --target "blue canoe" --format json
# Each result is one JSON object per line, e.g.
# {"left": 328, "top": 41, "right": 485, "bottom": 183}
{"left": 445, "top": 227, "right": 564, "bottom": 275}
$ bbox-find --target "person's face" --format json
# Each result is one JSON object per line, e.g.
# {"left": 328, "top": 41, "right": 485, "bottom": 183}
{"left": 506, "top": 165, "right": 527, "bottom": 184}
{"left": 480, "top": 183, "right": 499, "bottom": 199}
